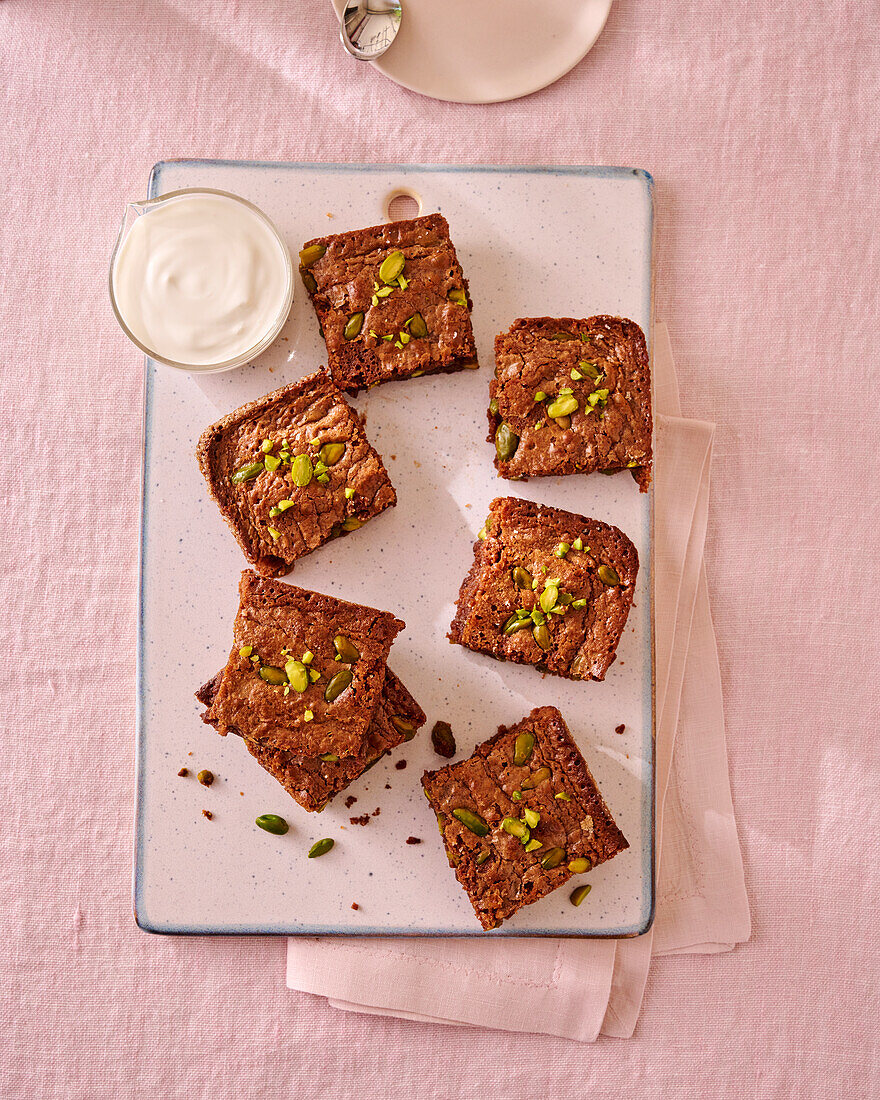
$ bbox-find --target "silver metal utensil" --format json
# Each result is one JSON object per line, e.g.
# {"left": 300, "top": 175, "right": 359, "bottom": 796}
{"left": 339, "top": 1, "right": 402, "bottom": 61}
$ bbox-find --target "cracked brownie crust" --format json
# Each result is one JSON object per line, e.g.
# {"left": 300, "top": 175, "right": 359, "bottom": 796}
{"left": 202, "top": 571, "right": 404, "bottom": 759}
{"left": 299, "top": 214, "right": 477, "bottom": 393}
{"left": 196, "top": 370, "right": 396, "bottom": 577}
{"left": 489, "top": 316, "right": 652, "bottom": 489}
{"left": 197, "top": 667, "right": 426, "bottom": 812}
{"left": 422, "top": 706, "right": 629, "bottom": 930}
{"left": 449, "top": 497, "right": 639, "bottom": 682}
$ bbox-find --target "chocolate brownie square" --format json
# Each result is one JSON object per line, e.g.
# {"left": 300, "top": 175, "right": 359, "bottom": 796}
{"left": 449, "top": 497, "right": 639, "bottom": 682}
{"left": 489, "top": 316, "right": 652, "bottom": 490}
{"left": 422, "top": 706, "right": 629, "bottom": 930}
{"left": 197, "top": 370, "right": 396, "bottom": 577}
{"left": 298, "top": 214, "right": 478, "bottom": 393}
{"left": 202, "top": 571, "right": 404, "bottom": 759}
{"left": 197, "top": 667, "right": 426, "bottom": 812}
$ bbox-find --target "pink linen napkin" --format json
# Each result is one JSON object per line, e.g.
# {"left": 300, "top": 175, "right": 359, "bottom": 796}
{"left": 286, "top": 326, "right": 750, "bottom": 1040}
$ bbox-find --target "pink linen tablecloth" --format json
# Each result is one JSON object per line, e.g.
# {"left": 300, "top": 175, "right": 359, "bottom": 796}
{"left": 1, "top": 2, "right": 878, "bottom": 1097}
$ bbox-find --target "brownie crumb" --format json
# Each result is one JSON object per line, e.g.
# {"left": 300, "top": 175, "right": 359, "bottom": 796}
{"left": 350, "top": 814, "right": 370, "bottom": 826}
{"left": 351, "top": 902, "right": 359, "bottom": 910}
{"left": 615, "top": 724, "right": 626, "bottom": 735}
{"left": 344, "top": 796, "right": 358, "bottom": 809}
{"left": 405, "top": 836, "right": 422, "bottom": 845}
{"left": 385, "top": 783, "right": 391, "bottom": 789}
{"left": 177, "top": 767, "right": 189, "bottom": 777}
{"left": 197, "top": 769, "right": 214, "bottom": 787}
{"left": 371, "top": 807, "right": 381, "bottom": 817}
{"left": 395, "top": 759, "right": 407, "bottom": 770}
{"left": 202, "top": 810, "right": 213, "bottom": 820}
{"left": 431, "top": 720, "right": 456, "bottom": 758}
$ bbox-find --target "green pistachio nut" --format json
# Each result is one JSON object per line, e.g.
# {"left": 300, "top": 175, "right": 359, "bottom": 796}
{"left": 501, "top": 817, "right": 529, "bottom": 839}
{"left": 495, "top": 423, "right": 519, "bottom": 462}
{"left": 333, "top": 634, "right": 361, "bottom": 663}
{"left": 539, "top": 585, "right": 559, "bottom": 614}
{"left": 597, "top": 564, "right": 620, "bottom": 586}
{"left": 540, "top": 846, "right": 566, "bottom": 870}
{"left": 521, "top": 766, "right": 551, "bottom": 790}
{"left": 452, "top": 808, "right": 489, "bottom": 837}
{"left": 231, "top": 461, "right": 263, "bottom": 485}
{"left": 256, "top": 814, "right": 289, "bottom": 835}
{"left": 547, "top": 394, "right": 579, "bottom": 419}
{"left": 299, "top": 244, "right": 326, "bottom": 268}
{"left": 379, "top": 250, "right": 406, "bottom": 284}
{"left": 391, "top": 716, "right": 417, "bottom": 741}
{"left": 513, "top": 731, "right": 535, "bottom": 766}
{"left": 511, "top": 566, "right": 533, "bottom": 590}
{"left": 291, "top": 454, "right": 314, "bottom": 488}
{"left": 284, "top": 659, "right": 309, "bottom": 693}
{"left": 319, "top": 443, "right": 346, "bottom": 466}
{"left": 324, "top": 669, "right": 353, "bottom": 703}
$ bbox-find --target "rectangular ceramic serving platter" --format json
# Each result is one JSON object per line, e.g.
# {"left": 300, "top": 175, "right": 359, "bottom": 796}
{"left": 134, "top": 162, "right": 654, "bottom": 937}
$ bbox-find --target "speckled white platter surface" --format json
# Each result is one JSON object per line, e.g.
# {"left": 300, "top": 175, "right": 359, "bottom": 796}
{"left": 135, "top": 163, "right": 654, "bottom": 937}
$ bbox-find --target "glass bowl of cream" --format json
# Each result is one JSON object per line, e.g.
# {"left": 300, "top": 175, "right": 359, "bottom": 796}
{"left": 109, "top": 188, "right": 294, "bottom": 372}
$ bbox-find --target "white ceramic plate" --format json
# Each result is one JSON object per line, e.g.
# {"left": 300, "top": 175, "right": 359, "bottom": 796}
{"left": 134, "top": 162, "right": 654, "bottom": 937}
{"left": 329, "top": 0, "right": 613, "bottom": 103}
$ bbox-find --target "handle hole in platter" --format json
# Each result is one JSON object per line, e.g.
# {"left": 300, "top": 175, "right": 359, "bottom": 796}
{"left": 385, "top": 189, "right": 422, "bottom": 221}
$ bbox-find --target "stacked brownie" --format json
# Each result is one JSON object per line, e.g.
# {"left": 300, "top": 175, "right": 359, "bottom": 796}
{"left": 197, "top": 571, "right": 425, "bottom": 812}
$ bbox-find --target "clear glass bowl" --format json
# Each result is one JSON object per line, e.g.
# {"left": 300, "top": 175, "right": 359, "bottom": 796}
{"left": 109, "top": 187, "right": 294, "bottom": 373}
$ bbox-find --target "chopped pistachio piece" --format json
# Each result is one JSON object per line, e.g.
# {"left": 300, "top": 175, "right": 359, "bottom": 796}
{"left": 267, "top": 527, "right": 281, "bottom": 540}
{"left": 344, "top": 486, "right": 355, "bottom": 500}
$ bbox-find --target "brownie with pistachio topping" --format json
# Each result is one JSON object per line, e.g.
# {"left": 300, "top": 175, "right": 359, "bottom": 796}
{"left": 196, "top": 370, "right": 396, "bottom": 578}
{"left": 298, "top": 214, "right": 478, "bottom": 394}
{"left": 197, "top": 666, "right": 426, "bottom": 813}
{"left": 490, "top": 316, "right": 652, "bottom": 490}
{"left": 202, "top": 571, "right": 404, "bottom": 759}
{"left": 422, "top": 706, "right": 629, "bottom": 930}
{"left": 449, "top": 497, "right": 639, "bottom": 682}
